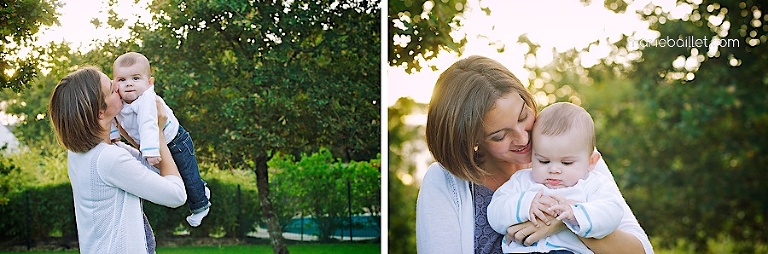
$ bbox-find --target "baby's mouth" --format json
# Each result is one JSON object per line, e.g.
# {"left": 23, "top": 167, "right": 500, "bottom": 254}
{"left": 546, "top": 179, "right": 562, "bottom": 186}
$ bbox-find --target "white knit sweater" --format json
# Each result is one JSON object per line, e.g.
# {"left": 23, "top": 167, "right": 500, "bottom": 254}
{"left": 68, "top": 142, "right": 186, "bottom": 254}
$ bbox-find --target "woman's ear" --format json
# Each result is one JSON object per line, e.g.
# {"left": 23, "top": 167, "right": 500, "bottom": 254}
{"left": 587, "top": 151, "right": 601, "bottom": 171}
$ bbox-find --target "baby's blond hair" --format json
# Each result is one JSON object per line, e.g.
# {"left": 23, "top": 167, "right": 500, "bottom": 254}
{"left": 114, "top": 52, "right": 151, "bottom": 76}
{"left": 533, "top": 102, "right": 595, "bottom": 156}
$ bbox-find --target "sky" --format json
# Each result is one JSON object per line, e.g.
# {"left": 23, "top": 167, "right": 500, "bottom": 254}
{"left": 33, "top": 0, "right": 152, "bottom": 53}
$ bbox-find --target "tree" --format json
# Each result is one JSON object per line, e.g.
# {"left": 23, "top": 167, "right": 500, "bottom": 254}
{"left": 389, "top": 0, "right": 483, "bottom": 72}
{"left": 137, "top": 1, "right": 380, "bottom": 253}
{"left": 0, "top": 0, "right": 60, "bottom": 91}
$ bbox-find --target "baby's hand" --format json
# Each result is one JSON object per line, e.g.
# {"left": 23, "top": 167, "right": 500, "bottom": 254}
{"left": 547, "top": 195, "right": 577, "bottom": 225}
{"left": 529, "top": 191, "right": 557, "bottom": 227}
{"left": 147, "top": 156, "right": 162, "bottom": 165}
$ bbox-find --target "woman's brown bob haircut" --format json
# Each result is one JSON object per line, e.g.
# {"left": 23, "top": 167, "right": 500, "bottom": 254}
{"left": 426, "top": 55, "right": 537, "bottom": 183}
{"left": 49, "top": 67, "right": 108, "bottom": 153}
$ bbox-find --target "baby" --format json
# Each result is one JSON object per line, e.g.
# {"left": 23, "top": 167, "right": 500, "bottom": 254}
{"left": 487, "top": 102, "right": 625, "bottom": 254}
{"left": 111, "top": 52, "right": 211, "bottom": 227}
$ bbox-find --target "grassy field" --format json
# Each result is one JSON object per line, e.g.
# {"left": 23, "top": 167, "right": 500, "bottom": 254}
{"left": 0, "top": 243, "right": 380, "bottom": 254}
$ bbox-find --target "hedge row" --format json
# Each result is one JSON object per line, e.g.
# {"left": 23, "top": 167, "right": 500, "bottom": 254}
{"left": 0, "top": 179, "right": 260, "bottom": 246}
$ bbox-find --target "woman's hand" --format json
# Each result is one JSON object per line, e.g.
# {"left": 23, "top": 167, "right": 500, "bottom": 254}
{"left": 150, "top": 96, "right": 168, "bottom": 165}
{"left": 155, "top": 96, "right": 168, "bottom": 128}
{"left": 506, "top": 214, "right": 566, "bottom": 246}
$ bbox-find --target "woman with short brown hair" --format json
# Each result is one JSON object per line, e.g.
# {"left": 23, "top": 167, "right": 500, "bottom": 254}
{"left": 49, "top": 67, "right": 187, "bottom": 254}
{"left": 416, "top": 56, "right": 653, "bottom": 254}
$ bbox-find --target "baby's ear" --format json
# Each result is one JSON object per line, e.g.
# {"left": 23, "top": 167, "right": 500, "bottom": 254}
{"left": 149, "top": 77, "right": 155, "bottom": 86}
{"left": 587, "top": 151, "right": 601, "bottom": 171}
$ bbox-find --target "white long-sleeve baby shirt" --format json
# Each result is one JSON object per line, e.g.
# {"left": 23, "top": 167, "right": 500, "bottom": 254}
{"left": 116, "top": 86, "right": 180, "bottom": 158}
{"left": 487, "top": 169, "right": 624, "bottom": 253}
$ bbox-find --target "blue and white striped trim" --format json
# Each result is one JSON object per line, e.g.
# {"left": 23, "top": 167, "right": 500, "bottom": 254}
{"left": 515, "top": 192, "right": 525, "bottom": 223}
{"left": 545, "top": 242, "right": 564, "bottom": 249}
{"left": 141, "top": 147, "right": 159, "bottom": 153}
{"left": 575, "top": 204, "right": 593, "bottom": 237}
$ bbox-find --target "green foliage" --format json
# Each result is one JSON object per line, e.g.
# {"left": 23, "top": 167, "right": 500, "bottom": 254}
{"left": 386, "top": 97, "right": 426, "bottom": 254}
{"left": 268, "top": 149, "right": 381, "bottom": 241}
{"left": 389, "top": 0, "right": 475, "bottom": 72}
{"left": 386, "top": 172, "right": 417, "bottom": 254}
{"left": 651, "top": 235, "right": 768, "bottom": 254}
{"left": 0, "top": 141, "right": 67, "bottom": 203}
{"left": 0, "top": 0, "right": 60, "bottom": 91}
{"left": 0, "top": 184, "right": 77, "bottom": 244}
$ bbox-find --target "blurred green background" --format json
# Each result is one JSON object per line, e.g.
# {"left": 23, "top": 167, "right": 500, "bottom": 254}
{"left": 388, "top": 0, "right": 767, "bottom": 253}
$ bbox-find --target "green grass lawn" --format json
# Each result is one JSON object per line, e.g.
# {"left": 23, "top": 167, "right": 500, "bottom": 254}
{"left": 0, "top": 243, "right": 380, "bottom": 254}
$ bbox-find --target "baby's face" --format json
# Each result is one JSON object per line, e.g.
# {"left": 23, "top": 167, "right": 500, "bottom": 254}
{"left": 530, "top": 130, "right": 593, "bottom": 189}
{"left": 113, "top": 63, "right": 152, "bottom": 104}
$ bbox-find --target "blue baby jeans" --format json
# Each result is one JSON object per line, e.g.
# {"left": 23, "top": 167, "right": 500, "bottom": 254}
{"left": 167, "top": 125, "right": 210, "bottom": 213}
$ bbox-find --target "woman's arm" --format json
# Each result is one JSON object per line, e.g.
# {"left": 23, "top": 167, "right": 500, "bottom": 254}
{"left": 505, "top": 212, "right": 566, "bottom": 246}
{"left": 152, "top": 96, "right": 180, "bottom": 178}
{"left": 581, "top": 230, "right": 645, "bottom": 254}
{"left": 101, "top": 146, "right": 187, "bottom": 207}
{"left": 99, "top": 96, "right": 186, "bottom": 208}
{"left": 580, "top": 155, "right": 653, "bottom": 254}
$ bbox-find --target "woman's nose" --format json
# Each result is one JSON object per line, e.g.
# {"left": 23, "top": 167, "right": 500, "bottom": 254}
{"left": 510, "top": 127, "right": 529, "bottom": 146}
